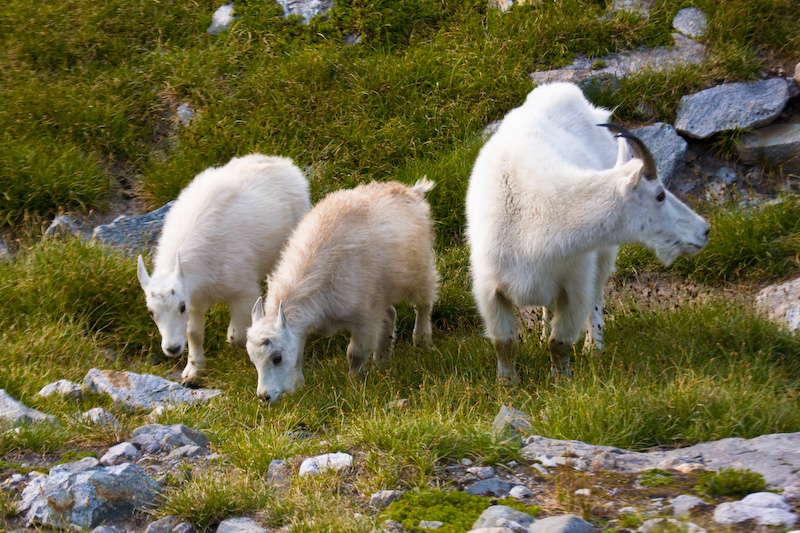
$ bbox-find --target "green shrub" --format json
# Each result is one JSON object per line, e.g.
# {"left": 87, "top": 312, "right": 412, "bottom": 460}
{"left": 382, "top": 489, "right": 539, "bottom": 532}
{"left": 638, "top": 469, "right": 673, "bottom": 487}
{"left": 695, "top": 468, "right": 768, "bottom": 499}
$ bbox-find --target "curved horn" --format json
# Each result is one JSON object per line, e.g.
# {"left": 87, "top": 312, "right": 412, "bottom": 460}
{"left": 600, "top": 123, "right": 658, "bottom": 181}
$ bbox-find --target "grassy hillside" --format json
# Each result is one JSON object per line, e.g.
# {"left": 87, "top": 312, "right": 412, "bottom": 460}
{"left": 2, "top": 0, "right": 800, "bottom": 530}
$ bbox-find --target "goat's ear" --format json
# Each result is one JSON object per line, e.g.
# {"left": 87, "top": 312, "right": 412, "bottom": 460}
{"left": 617, "top": 158, "right": 645, "bottom": 193}
{"left": 137, "top": 255, "right": 150, "bottom": 290}
{"left": 251, "top": 297, "right": 264, "bottom": 323}
{"left": 277, "top": 300, "right": 288, "bottom": 330}
{"left": 173, "top": 251, "right": 184, "bottom": 281}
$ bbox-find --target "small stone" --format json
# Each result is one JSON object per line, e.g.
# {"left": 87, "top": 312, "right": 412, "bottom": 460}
{"left": 508, "top": 485, "right": 533, "bottom": 500}
{"left": 370, "top": 490, "right": 401, "bottom": 510}
{"left": 531, "top": 463, "right": 550, "bottom": 476}
{"left": 472, "top": 505, "right": 536, "bottom": 531}
{"left": 92, "top": 202, "right": 174, "bottom": 255}
{"left": 176, "top": 103, "right": 193, "bottom": 127}
{"left": 166, "top": 445, "right": 209, "bottom": 462}
{"left": 574, "top": 488, "right": 591, "bottom": 496}
{"left": 417, "top": 520, "right": 443, "bottom": 529}
{"left": 460, "top": 458, "right": 474, "bottom": 466}
{"left": 590, "top": 451, "right": 617, "bottom": 471}
{"left": 216, "top": 516, "right": 266, "bottom": 533}
{"left": 144, "top": 515, "right": 181, "bottom": 533}
{"left": 298, "top": 452, "right": 353, "bottom": 477}
{"left": 130, "top": 423, "right": 210, "bottom": 454}
{"left": 207, "top": 3, "right": 235, "bottom": 36}
{"left": 714, "top": 492, "right": 797, "bottom": 527}
{"left": 78, "top": 407, "right": 120, "bottom": 426}
{"left": 37, "top": 379, "right": 82, "bottom": 400}
{"left": 671, "top": 494, "right": 710, "bottom": 518}
{"left": 467, "top": 466, "right": 496, "bottom": 479}
{"left": 492, "top": 405, "right": 533, "bottom": 441}
{"left": 275, "top": 0, "right": 334, "bottom": 24}
{"left": 44, "top": 215, "right": 86, "bottom": 240}
{"left": 91, "top": 527, "right": 126, "bottom": 533}
{"left": 100, "top": 442, "right": 141, "bottom": 466}
{"left": 386, "top": 398, "right": 409, "bottom": 410}
{"left": 465, "top": 478, "right": 515, "bottom": 497}
{"left": 672, "top": 7, "right": 708, "bottom": 38}
{"left": 527, "top": 514, "right": 594, "bottom": 533}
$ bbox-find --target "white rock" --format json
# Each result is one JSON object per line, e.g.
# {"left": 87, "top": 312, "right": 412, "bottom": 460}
{"left": 37, "top": 380, "right": 82, "bottom": 399}
{"left": 672, "top": 7, "right": 708, "bottom": 38}
{"left": 640, "top": 518, "right": 706, "bottom": 532}
{"left": 467, "top": 466, "right": 496, "bottom": 479}
{"left": 713, "top": 492, "right": 797, "bottom": 527}
{"left": 207, "top": 3, "right": 235, "bottom": 36}
{"left": 670, "top": 494, "right": 709, "bottom": 518}
{"left": 574, "top": 488, "right": 591, "bottom": 496}
{"left": 217, "top": 516, "right": 267, "bottom": 533}
{"left": 298, "top": 452, "right": 353, "bottom": 477}
{"left": 370, "top": 490, "right": 401, "bottom": 510}
{"left": 0, "top": 390, "right": 58, "bottom": 425}
{"left": 100, "top": 442, "right": 140, "bottom": 466}
{"left": 78, "top": 408, "right": 120, "bottom": 426}
{"left": 418, "top": 520, "right": 443, "bottom": 529}
{"left": 508, "top": 485, "right": 532, "bottom": 500}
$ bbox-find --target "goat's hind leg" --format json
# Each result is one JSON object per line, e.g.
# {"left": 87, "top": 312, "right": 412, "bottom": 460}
{"left": 373, "top": 306, "right": 397, "bottom": 369}
{"left": 347, "top": 325, "right": 379, "bottom": 376}
{"left": 227, "top": 289, "right": 258, "bottom": 347}
{"left": 412, "top": 301, "right": 433, "bottom": 351}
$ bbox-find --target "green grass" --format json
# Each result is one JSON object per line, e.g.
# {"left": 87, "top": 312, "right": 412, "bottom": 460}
{"left": 2, "top": 0, "right": 800, "bottom": 530}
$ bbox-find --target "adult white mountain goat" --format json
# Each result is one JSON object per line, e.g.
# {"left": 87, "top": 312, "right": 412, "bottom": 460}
{"left": 137, "top": 154, "right": 310, "bottom": 386}
{"left": 246, "top": 180, "right": 439, "bottom": 402}
{"left": 466, "top": 82, "right": 710, "bottom": 383}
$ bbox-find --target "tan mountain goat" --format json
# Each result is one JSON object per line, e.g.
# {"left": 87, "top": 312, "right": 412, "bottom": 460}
{"left": 137, "top": 154, "right": 310, "bottom": 386}
{"left": 246, "top": 180, "right": 439, "bottom": 402}
{"left": 466, "top": 82, "right": 710, "bottom": 383}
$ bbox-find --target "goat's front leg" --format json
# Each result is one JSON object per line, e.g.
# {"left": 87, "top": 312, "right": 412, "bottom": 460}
{"left": 412, "top": 302, "right": 433, "bottom": 351}
{"left": 476, "top": 288, "right": 519, "bottom": 384}
{"left": 227, "top": 290, "right": 258, "bottom": 347}
{"left": 182, "top": 305, "right": 207, "bottom": 387}
{"left": 583, "top": 247, "right": 617, "bottom": 352}
{"left": 347, "top": 326, "right": 378, "bottom": 376}
{"left": 374, "top": 306, "right": 397, "bottom": 368}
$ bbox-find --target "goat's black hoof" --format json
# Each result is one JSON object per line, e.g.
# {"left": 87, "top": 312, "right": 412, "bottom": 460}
{"left": 181, "top": 377, "right": 204, "bottom": 389}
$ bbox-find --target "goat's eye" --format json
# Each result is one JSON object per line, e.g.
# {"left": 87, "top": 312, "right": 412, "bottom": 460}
{"left": 179, "top": 303, "right": 186, "bottom": 313}
{"left": 656, "top": 190, "right": 666, "bottom": 203}
{"left": 262, "top": 339, "right": 271, "bottom": 347}
{"left": 272, "top": 354, "right": 282, "bottom": 365}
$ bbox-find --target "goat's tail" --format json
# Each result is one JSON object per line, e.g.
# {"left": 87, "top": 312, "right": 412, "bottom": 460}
{"left": 411, "top": 177, "right": 436, "bottom": 196}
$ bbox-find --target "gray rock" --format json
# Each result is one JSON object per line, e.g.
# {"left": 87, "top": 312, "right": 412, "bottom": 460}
{"left": 418, "top": 520, "right": 444, "bottom": 530}
{"left": 44, "top": 215, "right": 87, "bottom": 240}
{"left": 473, "top": 505, "right": 535, "bottom": 532}
{"left": 81, "top": 368, "right": 222, "bottom": 411}
{"left": 631, "top": 123, "right": 687, "bottom": 186}
{"left": 639, "top": 518, "right": 705, "bottom": 532}
{"left": 38, "top": 379, "right": 83, "bottom": 400}
{"left": 173, "top": 522, "right": 195, "bottom": 533}
{"left": 737, "top": 122, "right": 800, "bottom": 173}
{"left": 217, "top": 516, "right": 267, "bottom": 533}
{"left": 207, "top": 3, "right": 235, "bottom": 35}
{"left": 521, "top": 432, "right": 800, "bottom": 489}
{"left": 0, "top": 389, "right": 58, "bottom": 425}
{"left": 531, "top": 34, "right": 706, "bottom": 88}
{"left": 370, "top": 489, "right": 401, "bottom": 510}
{"left": 713, "top": 492, "right": 797, "bottom": 527}
{"left": 670, "top": 495, "right": 710, "bottom": 519}
{"left": 465, "top": 478, "right": 515, "bottom": 497}
{"left": 130, "top": 423, "right": 210, "bottom": 454}
{"left": 18, "top": 462, "right": 161, "bottom": 530}
{"left": 470, "top": 528, "right": 515, "bottom": 533}
{"left": 590, "top": 451, "right": 618, "bottom": 472}
{"left": 526, "top": 514, "right": 594, "bottom": 533}
{"left": 298, "top": 452, "right": 353, "bottom": 477}
{"left": 756, "top": 277, "right": 800, "bottom": 331}
{"left": 91, "top": 527, "right": 126, "bottom": 533}
{"left": 267, "top": 459, "right": 292, "bottom": 488}
{"left": 468, "top": 466, "right": 497, "bottom": 479}
{"left": 51, "top": 457, "right": 100, "bottom": 475}
{"left": 672, "top": 7, "right": 707, "bottom": 38}
{"left": 92, "top": 201, "right": 174, "bottom": 255}
{"left": 675, "top": 78, "right": 792, "bottom": 139}
{"left": 493, "top": 405, "right": 533, "bottom": 441}
{"left": 145, "top": 515, "right": 182, "bottom": 533}
{"left": 607, "top": 0, "right": 654, "bottom": 18}
{"left": 166, "top": 444, "right": 209, "bottom": 462}
{"left": 276, "top": 0, "right": 334, "bottom": 24}
{"left": 78, "top": 407, "right": 120, "bottom": 426}
{"left": 176, "top": 103, "right": 194, "bottom": 127}
{"left": 100, "top": 442, "right": 141, "bottom": 466}
{"left": 0, "top": 238, "right": 10, "bottom": 260}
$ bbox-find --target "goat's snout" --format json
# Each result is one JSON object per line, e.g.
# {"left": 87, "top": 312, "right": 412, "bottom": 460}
{"left": 257, "top": 391, "right": 272, "bottom": 402}
{"left": 164, "top": 344, "right": 183, "bottom": 356}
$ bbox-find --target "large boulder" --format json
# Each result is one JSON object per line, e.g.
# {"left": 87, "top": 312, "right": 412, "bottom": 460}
{"left": 675, "top": 78, "right": 792, "bottom": 139}
{"left": 81, "top": 368, "right": 221, "bottom": 411}
{"left": 18, "top": 461, "right": 161, "bottom": 530}
{"left": 755, "top": 277, "right": 800, "bottom": 332}
{"left": 92, "top": 201, "right": 174, "bottom": 256}
{"left": 737, "top": 123, "right": 800, "bottom": 173}
{"left": 632, "top": 122, "right": 687, "bottom": 186}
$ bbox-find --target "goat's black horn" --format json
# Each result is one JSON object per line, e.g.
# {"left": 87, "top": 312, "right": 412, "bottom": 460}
{"left": 599, "top": 123, "right": 658, "bottom": 181}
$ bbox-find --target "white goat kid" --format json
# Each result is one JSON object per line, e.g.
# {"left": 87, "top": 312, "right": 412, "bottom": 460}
{"left": 137, "top": 154, "right": 311, "bottom": 386}
{"left": 466, "top": 82, "right": 710, "bottom": 383}
{"left": 246, "top": 180, "right": 439, "bottom": 402}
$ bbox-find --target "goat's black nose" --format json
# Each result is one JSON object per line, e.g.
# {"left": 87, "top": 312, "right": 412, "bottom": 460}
{"left": 165, "top": 345, "right": 182, "bottom": 356}
{"left": 258, "top": 392, "right": 271, "bottom": 402}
